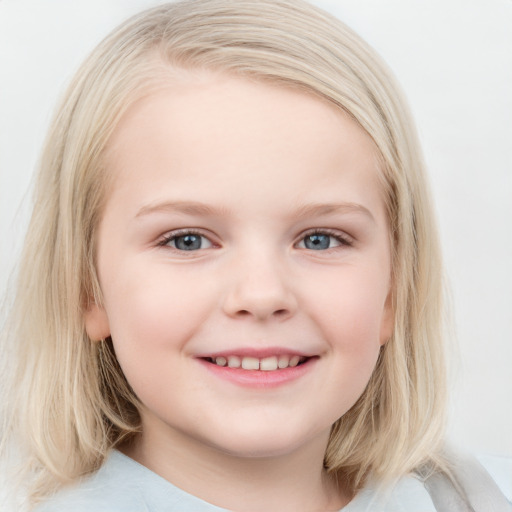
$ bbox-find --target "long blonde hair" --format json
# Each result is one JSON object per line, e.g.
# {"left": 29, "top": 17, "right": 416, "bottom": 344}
{"left": 1, "top": 0, "right": 448, "bottom": 505}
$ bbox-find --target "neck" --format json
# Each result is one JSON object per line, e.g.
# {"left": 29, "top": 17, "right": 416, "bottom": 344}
{"left": 122, "top": 425, "right": 350, "bottom": 512}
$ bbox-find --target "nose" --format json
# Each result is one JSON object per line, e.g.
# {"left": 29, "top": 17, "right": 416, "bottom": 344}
{"left": 222, "top": 251, "right": 298, "bottom": 322}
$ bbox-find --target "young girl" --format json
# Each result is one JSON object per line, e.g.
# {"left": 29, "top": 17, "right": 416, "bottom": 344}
{"left": 1, "top": 0, "right": 510, "bottom": 511}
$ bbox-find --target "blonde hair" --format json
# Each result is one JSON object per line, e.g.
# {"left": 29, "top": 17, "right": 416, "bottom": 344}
{"left": 1, "top": 0, "right": 448, "bottom": 505}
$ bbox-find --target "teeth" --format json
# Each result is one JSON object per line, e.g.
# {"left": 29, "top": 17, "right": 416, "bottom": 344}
{"left": 211, "top": 355, "right": 306, "bottom": 371}
{"left": 260, "top": 356, "right": 278, "bottom": 371}
{"left": 278, "top": 355, "right": 290, "bottom": 369}
{"left": 289, "top": 355, "right": 301, "bottom": 367}
{"left": 227, "top": 356, "right": 241, "bottom": 368}
{"left": 241, "top": 357, "right": 260, "bottom": 370}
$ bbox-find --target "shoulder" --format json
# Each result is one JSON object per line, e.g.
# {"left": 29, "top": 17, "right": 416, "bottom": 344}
{"left": 345, "top": 453, "right": 512, "bottom": 512}
{"left": 419, "top": 452, "right": 512, "bottom": 512}
{"left": 33, "top": 452, "right": 149, "bottom": 512}
{"left": 421, "top": 453, "right": 512, "bottom": 512}
{"left": 33, "top": 451, "right": 229, "bottom": 512}
{"left": 344, "top": 475, "right": 438, "bottom": 511}
{"left": 477, "top": 454, "right": 512, "bottom": 502}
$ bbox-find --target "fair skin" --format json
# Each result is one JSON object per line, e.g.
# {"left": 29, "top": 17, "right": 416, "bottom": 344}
{"left": 85, "top": 71, "right": 393, "bottom": 512}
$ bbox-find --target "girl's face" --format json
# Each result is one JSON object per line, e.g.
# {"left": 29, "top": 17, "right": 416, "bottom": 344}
{"left": 86, "top": 72, "right": 393, "bottom": 462}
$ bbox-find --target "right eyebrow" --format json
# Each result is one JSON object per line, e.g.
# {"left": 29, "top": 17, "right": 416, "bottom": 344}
{"left": 135, "top": 200, "right": 230, "bottom": 219}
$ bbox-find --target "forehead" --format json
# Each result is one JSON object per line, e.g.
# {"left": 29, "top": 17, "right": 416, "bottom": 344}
{"left": 102, "top": 71, "right": 385, "bottom": 221}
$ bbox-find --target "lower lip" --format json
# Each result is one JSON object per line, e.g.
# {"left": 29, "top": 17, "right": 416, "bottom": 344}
{"left": 198, "top": 358, "right": 317, "bottom": 389}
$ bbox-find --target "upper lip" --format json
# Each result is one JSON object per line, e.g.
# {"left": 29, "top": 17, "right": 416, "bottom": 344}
{"left": 195, "top": 347, "right": 317, "bottom": 359}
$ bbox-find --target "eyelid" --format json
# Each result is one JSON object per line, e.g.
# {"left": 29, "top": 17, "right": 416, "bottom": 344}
{"left": 157, "top": 228, "right": 218, "bottom": 250}
{"left": 155, "top": 227, "right": 353, "bottom": 252}
{"left": 295, "top": 228, "right": 354, "bottom": 249}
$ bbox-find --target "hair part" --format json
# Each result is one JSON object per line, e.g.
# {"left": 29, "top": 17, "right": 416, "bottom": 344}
{"left": 1, "top": 0, "right": 448, "bottom": 504}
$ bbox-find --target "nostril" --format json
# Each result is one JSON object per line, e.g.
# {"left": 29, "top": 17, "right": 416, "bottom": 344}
{"left": 233, "top": 308, "right": 290, "bottom": 320}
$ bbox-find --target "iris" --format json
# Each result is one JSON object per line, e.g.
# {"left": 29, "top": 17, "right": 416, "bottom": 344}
{"left": 304, "top": 234, "right": 331, "bottom": 250}
{"left": 174, "top": 234, "right": 203, "bottom": 250}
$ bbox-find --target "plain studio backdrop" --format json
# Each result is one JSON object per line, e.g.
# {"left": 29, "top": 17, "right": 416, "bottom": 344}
{"left": 0, "top": 0, "right": 511, "bottom": 462}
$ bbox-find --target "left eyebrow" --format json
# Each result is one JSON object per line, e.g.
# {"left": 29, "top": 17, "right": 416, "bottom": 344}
{"left": 292, "top": 202, "right": 375, "bottom": 223}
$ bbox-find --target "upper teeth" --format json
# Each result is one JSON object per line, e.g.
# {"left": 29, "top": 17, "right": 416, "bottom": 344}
{"left": 211, "top": 355, "right": 304, "bottom": 371}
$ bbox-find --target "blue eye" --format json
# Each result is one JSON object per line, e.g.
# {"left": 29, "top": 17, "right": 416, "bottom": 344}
{"left": 163, "top": 232, "right": 213, "bottom": 251}
{"left": 304, "top": 234, "right": 331, "bottom": 250}
{"left": 298, "top": 231, "right": 349, "bottom": 250}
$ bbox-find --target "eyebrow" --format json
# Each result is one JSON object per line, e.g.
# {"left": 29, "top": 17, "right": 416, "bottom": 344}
{"left": 135, "top": 200, "right": 375, "bottom": 222}
{"left": 292, "top": 202, "right": 375, "bottom": 222}
{"left": 135, "top": 201, "right": 229, "bottom": 218}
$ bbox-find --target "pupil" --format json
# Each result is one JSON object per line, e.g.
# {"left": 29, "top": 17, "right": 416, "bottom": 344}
{"left": 176, "top": 234, "right": 201, "bottom": 250}
{"left": 305, "top": 234, "right": 329, "bottom": 250}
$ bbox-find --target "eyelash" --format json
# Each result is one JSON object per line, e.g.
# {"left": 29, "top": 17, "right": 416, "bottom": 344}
{"left": 297, "top": 228, "right": 354, "bottom": 250}
{"left": 157, "top": 228, "right": 353, "bottom": 252}
{"left": 157, "top": 229, "right": 213, "bottom": 249}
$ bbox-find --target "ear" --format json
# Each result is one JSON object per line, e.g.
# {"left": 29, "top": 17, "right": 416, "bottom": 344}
{"left": 379, "top": 291, "right": 394, "bottom": 346}
{"left": 84, "top": 303, "right": 111, "bottom": 342}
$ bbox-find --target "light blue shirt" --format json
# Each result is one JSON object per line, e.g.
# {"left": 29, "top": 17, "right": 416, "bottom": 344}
{"left": 34, "top": 450, "right": 511, "bottom": 511}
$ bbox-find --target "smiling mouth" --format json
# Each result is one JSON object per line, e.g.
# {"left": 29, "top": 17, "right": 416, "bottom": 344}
{"left": 202, "top": 355, "right": 310, "bottom": 371}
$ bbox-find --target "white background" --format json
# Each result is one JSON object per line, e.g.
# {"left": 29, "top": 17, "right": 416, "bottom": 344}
{"left": 1, "top": 0, "right": 511, "bottom": 457}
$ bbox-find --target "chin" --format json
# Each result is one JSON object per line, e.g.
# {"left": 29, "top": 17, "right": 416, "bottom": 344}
{"left": 200, "top": 424, "right": 329, "bottom": 460}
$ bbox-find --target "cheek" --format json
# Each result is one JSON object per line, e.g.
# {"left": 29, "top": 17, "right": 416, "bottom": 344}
{"left": 309, "top": 266, "right": 389, "bottom": 350}
{"left": 100, "top": 262, "right": 213, "bottom": 374}
{"left": 313, "top": 271, "right": 387, "bottom": 415}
